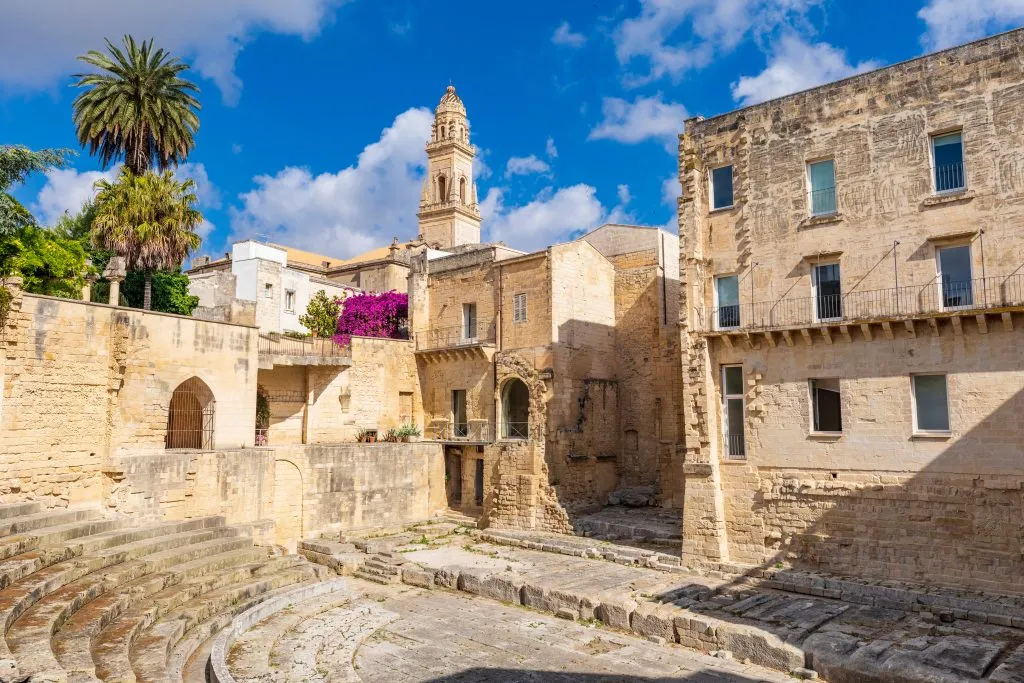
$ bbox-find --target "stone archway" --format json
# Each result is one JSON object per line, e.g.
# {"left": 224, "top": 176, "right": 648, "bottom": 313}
{"left": 501, "top": 378, "right": 530, "bottom": 439}
{"left": 273, "top": 459, "right": 304, "bottom": 553}
{"left": 166, "top": 377, "right": 215, "bottom": 449}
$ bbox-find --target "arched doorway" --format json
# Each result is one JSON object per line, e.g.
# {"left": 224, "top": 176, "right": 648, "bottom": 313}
{"left": 166, "top": 377, "right": 215, "bottom": 449}
{"left": 501, "top": 378, "right": 530, "bottom": 439}
{"left": 273, "top": 460, "right": 303, "bottom": 553}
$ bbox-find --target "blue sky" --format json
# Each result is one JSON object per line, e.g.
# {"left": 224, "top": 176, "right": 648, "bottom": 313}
{"left": 3, "top": 0, "right": 1023, "bottom": 259}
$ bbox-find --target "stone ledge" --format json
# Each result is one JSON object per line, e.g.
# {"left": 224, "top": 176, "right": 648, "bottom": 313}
{"left": 921, "top": 189, "right": 975, "bottom": 208}
{"left": 798, "top": 212, "right": 843, "bottom": 229}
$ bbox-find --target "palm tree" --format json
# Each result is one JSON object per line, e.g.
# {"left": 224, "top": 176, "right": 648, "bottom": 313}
{"left": 73, "top": 36, "right": 200, "bottom": 175}
{"left": 92, "top": 169, "right": 202, "bottom": 309}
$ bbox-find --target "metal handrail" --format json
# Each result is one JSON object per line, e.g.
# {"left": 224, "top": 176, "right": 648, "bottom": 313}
{"left": 696, "top": 272, "right": 1024, "bottom": 332}
{"left": 416, "top": 318, "right": 496, "bottom": 351}
{"left": 426, "top": 420, "right": 493, "bottom": 442}
{"left": 258, "top": 333, "right": 349, "bottom": 358}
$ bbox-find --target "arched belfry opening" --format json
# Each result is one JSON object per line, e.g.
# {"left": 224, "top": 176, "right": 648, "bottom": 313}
{"left": 166, "top": 377, "right": 215, "bottom": 449}
{"left": 501, "top": 378, "right": 530, "bottom": 439}
{"left": 438, "top": 175, "right": 447, "bottom": 202}
{"left": 459, "top": 177, "right": 467, "bottom": 204}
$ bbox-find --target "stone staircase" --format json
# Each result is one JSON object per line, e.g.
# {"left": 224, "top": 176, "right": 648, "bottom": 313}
{"left": 0, "top": 501, "right": 328, "bottom": 682}
{"left": 353, "top": 552, "right": 404, "bottom": 585}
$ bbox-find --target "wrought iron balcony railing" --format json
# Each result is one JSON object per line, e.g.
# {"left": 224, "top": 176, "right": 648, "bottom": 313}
{"left": 416, "top": 318, "right": 496, "bottom": 351}
{"left": 425, "top": 419, "right": 493, "bottom": 442}
{"left": 697, "top": 273, "right": 1024, "bottom": 333}
{"left": 935, "top": 161, "right": 966, "bottom": 193}
{"left": 258, "top": 333, "right": 350, "bottom": 359}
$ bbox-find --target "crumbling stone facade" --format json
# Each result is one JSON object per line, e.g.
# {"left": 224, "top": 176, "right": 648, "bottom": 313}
{"left": 677, "top": 28, "right": 1024, "bottom": 592}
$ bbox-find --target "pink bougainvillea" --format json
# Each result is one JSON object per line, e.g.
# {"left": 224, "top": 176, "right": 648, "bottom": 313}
{"left": 333, "top": 291, "right": 409, "bottom": 345}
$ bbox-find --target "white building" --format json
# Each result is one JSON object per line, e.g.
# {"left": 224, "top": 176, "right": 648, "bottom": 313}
{"left": 188, "top": 241, "right": 358, "bottom": 334}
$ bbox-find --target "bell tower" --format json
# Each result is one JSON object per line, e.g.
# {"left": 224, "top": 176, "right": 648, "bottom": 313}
{"left": 417, "top": 85, "right": 481, "bottom": 249}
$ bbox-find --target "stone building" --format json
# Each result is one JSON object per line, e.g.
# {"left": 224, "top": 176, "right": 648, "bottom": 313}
{"left": 676, "top": 28, "right": 1024, "bottom": 592}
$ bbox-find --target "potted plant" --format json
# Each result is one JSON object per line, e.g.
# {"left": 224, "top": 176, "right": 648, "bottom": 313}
{"left": 382, "top": 428, "right": 401, "bottom": 443}
{"left": 397, "top": 423, "right": 421, "bottom": 443}
{"left": 357, "top": 428, "right": 377, "bottom": 443}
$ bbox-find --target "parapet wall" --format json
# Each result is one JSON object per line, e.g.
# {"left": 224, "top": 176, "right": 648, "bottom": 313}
{"left": 0, "top": 286, "right": 258, "bottom": 507}
{"left": 106, "top": 443, "right": 446, "bottom": 550}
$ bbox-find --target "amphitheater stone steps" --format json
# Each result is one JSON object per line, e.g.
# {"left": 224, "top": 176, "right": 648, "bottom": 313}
{"left": 0, "top": 502, "right": 330, "bottom": 682}
{"left": 353, "top": 552, "right": 403, "bottom": 585}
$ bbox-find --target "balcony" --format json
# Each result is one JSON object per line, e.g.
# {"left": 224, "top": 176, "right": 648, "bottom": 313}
{"left": 696, "top": 273, "right": 1024, "bottom": 341}
{"left": 257, "top": 333, "right": 352, "bottom": 370}
{"left": 415, "top": 318, "right": 496, "bottom": 356}
{"left": 425, "top": 419, "right": 493, "bottom": 443}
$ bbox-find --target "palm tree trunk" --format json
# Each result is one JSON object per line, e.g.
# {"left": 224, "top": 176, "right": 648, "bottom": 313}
{"left": 143, "top": 273, "right": 153, "bottom": 310}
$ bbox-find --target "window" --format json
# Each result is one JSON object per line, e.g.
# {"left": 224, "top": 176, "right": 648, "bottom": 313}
{"left": 284, "top": 290, "right": 296, "bottom": 313}
{"left": 812, "top": 262, "right": 842, "bottom": 321}
{"left": 913, "top": 374, "right": 950, "bottom": 433}
{"left": 462, "top": 303, "right": 477, "bottom": 340}
{"left": 810, "top": 379, "right": 842, "bottom": 433}
{"left": 808, "top": 159, "right": 837, "bottom": 215}
{"left": 451, "top": 390, "right": 468, "bottom": 438}
{"left": 512, "top": 293, "right": 527, "bottom": 323}
{"left": 937, "top": 244, "right": 973, "bottom": 309}
{"left": 710, "top": 165, "right": 734, "bottom": 210}
{"left": 501, "top": 379, "right": 530, "bottom": 439}
{"left": 721, "top": 366, "right": 745, "bottom": 459}
{"left": 438, "top": 175, "right": 447, "bottom": 201}
{"left": 264, "top": 283, "right": 273, "bottom": 300}
{"left": 459, "top": 177, "right": 467, "bottom": 204}
{"left": 716, "top": 275, "right": 740, "bottom": 329}
{"left": 932, "top": 131, "right": 965, "bottom": 193}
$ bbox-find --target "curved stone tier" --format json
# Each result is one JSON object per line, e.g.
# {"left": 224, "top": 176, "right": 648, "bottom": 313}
{"left": 0, "top": 502, "right": 327, "bottom": 682}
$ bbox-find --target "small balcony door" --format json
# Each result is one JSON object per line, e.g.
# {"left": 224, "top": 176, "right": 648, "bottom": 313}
{"left": 812, "top": 263, "right": 842, "bottom": 321}
{"left": 722, "top": 366, "right": 745, "bottom": 459}
{"left": 451, "top": 390, "right": 468, "bottom": 438}
{"left": 462, "top": 303, "right": 477, "bottom": 341}
{"left": 716, "top": 275, "right": 740, "bottom": 329}
{"left": 937, "top": 245, "right": 973, "bottom": 309}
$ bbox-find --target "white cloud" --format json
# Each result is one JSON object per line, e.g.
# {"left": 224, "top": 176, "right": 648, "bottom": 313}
{"left": 731, "top": 35, "right": 879, "bottom": 106}
{"left": 552, "top": 21, "right": 586, "bottom": 48}
{"left": 34, "top": 161, "right": 221, "bottom": 227}
{"left": 546, "top": 137, "right": 559, "bottom": 159}
{"left": 0, "top": 0, "right": 349, "bottom": 104}
{"left": 230, "top": 107, "right": 433, "bottom": 258}
{"left": 481, "top": 184, "right": 607, "bottom": 252}
{"left": 588, "top": 94, "right": 687, "bottom": 149}
{"left": 231, "top": 143, "right": 244, "bottom": 155}
{"left": 617, "top": 184, "right": 632, "bottom": 205}
{"left": 34, "top": 167, "right": 117, "bottom": 225}
{"left": 505, "top": 155, "right": 551, "bottom": 178}
{"left": 661, "top": 176, "right": 681, "bottom": 206}
{"left": 613, "top": 0, "right": 822, "bottom": 86}
{"left": 919, "top": 0, "right": 1024, "bottom": 50}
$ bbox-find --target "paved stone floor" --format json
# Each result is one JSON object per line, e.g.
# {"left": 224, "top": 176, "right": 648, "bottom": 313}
{"left": 353, "top": 581, "right": 792, "bottom": 682}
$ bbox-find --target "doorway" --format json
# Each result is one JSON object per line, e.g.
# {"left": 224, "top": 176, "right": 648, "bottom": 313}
{"left": 444, "top": 446, "right": 463, "bottom": 508}
{"left": 474, "top": 459, "right": 484, "bottom": 507}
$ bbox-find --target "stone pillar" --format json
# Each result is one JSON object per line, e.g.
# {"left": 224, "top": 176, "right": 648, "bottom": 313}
{"left": 102, "top": 257, "right": 127, "bottom": 307}
{"left": 82, "top": 273, "right": 99, "bottom": 302}
{"left": 302, "top": 366, "right": 314, "bottom": 445}
{"left": 407, "top": 247, "right": 430, "bottom": 348}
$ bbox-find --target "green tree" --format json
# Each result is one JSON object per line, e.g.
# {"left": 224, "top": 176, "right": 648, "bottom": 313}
{"left": 73, "top": 36, "right": 200, "bottom": 175}
{"left": 299, "top": 289, "right": 342, "bottom": 337}
{"left": 92, "top": 168, "right": 203, "bottom": 310}
{"left": 0, "top": 145, "right": 72, "bottom": 237}
{"left": 122, "top": 270, "right": 198, "bottom": 315}
{"left": 7, "top": 226, "right": 87, "bottom": 298}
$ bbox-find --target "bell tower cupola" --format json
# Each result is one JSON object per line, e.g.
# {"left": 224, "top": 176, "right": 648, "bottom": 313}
{"left": 417, "top": 85, "right": 481, "bottom": 249}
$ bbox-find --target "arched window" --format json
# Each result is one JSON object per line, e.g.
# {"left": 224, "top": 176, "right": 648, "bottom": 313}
{"left": 438, "top": 175, "right": 447, "bottom": 202}
{"left": 449, "top": 123, "right": 455, "bottom": 138}
{"left": 501, "top": 378, "right": 530, "bottom": 439}
{"left": 459, "top": 177, "right": 467, "bottom": 203}
{"left": 439, "top": 125, "right": 446, "bottom": 139}
{"left": 166, "top": 377, "right": 215, "bottom": 449}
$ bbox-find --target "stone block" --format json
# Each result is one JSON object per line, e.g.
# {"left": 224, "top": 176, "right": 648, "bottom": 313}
{"left": 717, "top": 623, "right": 804, "bottom": 673}
{"left": 480, "top": 573, "right": 525, "bottom": 605}
{"left": 430, "top": 566, "right": 462, "bottom": 590}
{"left": 596, "top": 594, "right": 636, "bottom": 630}
{"left": 630, "top": 602, "right": 676, "bottom": 643}
{"left": 402, "top": 565, "right": 434, "bottom": 589}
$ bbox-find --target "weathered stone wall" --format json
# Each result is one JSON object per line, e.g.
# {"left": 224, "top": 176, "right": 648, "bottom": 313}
{"left": 0, "top": 290, "right": 257, "bottom": 507}
{"left": 677, "top": 28, "right": 1024, "bottom": 590}
{"left": 347, "top": 336, "right": 421, "bottom": 434}
{"left": 105, "top": 442, "right": 445, "bottom": 549}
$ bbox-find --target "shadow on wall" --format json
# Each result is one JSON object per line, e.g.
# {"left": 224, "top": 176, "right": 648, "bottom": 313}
{"left": 746, "top": 382, "right": 1024, "bottom": 592}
